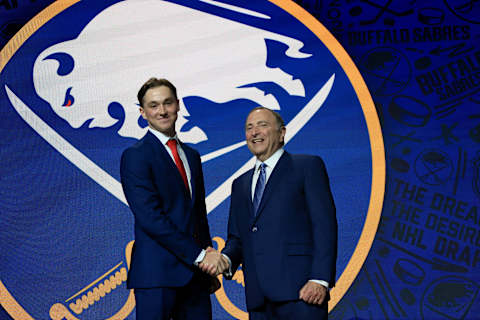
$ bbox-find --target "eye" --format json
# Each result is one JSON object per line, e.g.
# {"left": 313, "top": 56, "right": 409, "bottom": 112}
{"left": 62, "top": 87, "right": 74, "bottom": 107}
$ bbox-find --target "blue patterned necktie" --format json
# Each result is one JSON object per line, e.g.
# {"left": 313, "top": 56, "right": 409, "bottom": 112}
{"left": 253, "top": 163, "right": 266, "bottom": 215}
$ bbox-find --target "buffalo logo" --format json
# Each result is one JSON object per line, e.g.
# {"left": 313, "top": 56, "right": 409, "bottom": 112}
{"left": 0, "top": 0, "right": 384, "bottom": 319}
{"left": 32, "top": 0, "right": 309, "bottom": 143}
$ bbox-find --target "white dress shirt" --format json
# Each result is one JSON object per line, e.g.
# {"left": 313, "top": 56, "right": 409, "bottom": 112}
{"left": 251, "top": 148, "right": 284, "bottom": 199}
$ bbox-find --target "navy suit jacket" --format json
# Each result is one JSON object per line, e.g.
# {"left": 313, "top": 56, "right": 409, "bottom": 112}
{"left": 222, "top": 151, "right": 337, "bottom": 310}
{"left": 120, "top": 131, "right": 212, "bottom": 289}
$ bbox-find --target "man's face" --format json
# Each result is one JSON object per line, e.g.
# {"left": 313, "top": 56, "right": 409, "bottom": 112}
{"left": 245, "top": 109, "right": 286, "bottom": 162}
{"left": 140, "top": 85, "right": 179, "bottom": 137}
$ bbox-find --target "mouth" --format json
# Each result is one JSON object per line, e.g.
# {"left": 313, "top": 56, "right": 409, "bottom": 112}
{"left": 251, "top": 138, "right": 264, "bottom": 144}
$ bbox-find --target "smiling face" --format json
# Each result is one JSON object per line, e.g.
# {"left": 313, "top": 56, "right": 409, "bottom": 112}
{"left": 140, "top": 85, "right": 179, "bottom": 137}
{"left": 245, "top": 108, "right": 286, "bottom": 162}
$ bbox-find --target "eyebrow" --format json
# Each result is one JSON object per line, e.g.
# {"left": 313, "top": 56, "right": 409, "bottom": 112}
{"left": 148, "top": 98, "right": 174, "bottom": 104}
{"left": 245, "top": 120, "right": 269, "bottom": 127}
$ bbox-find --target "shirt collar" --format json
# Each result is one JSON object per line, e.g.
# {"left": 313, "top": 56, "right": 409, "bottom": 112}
{"left": 148, "top": 127, "right": 178, "bottom": 146}
{"left": 255, "top": 148, "right": 284, "bottom": 171}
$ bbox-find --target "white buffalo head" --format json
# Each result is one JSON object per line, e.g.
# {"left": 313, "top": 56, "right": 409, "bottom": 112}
{"left": 33, "top": 0, "right": 310, "bottom": 143}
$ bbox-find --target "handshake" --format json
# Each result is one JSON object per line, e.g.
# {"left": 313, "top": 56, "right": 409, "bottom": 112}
{"left": 198, "top": 247, "right": 230, "bottom": 276}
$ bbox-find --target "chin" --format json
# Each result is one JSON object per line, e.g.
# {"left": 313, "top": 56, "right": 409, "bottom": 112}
{"left": 254, "top": 152, "right": 266, "bottom": 159}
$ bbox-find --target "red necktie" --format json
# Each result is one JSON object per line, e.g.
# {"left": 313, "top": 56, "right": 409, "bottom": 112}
{"left": 166, "top": 139, "right": 190, "bottom": 193}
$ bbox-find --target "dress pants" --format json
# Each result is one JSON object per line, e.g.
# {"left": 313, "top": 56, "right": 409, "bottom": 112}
{"left": 134, "top": 272, "right": 212, "bottom": 320}
{"left": 248, "top": 299, "right": 328, "bottom": 320}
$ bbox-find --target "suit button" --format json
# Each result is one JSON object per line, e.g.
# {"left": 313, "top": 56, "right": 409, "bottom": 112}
{"left": 251, "top": 226, "right": 258, "bottom": 232}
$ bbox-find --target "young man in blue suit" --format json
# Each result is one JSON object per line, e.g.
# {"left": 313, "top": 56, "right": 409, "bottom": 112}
{"left": 120, "top": 78, "right": 221, "bottom": 320}
{"left": 207, "top": 107, "right": 338, "bottom": 319}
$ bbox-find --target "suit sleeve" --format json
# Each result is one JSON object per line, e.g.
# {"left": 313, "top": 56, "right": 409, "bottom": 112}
{"left": 120, "top": 147, "right": 201, "bottom": 266}
{"left": 222, "top": 179, "right": 243, "bottom": 278}
{"left": 305, "top": 157, "right": 337, "bottom": 287}
{"left": 193, "top": 153, "right": 213, "bottom": 248}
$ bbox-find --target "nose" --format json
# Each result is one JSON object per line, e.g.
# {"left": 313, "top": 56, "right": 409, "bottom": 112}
{"left": 158, "top": 104, "right": 167, "bottom": 115}
{"left": 246, "top": 125, "right": 260, "bottom": 138}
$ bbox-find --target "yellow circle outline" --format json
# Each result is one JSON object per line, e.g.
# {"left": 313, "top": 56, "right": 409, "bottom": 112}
{"left": 0, "top": 0, "right": 385, "bottom": 318}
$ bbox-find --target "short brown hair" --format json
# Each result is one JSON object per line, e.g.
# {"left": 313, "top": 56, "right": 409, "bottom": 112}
{"left": 137, "top": 78, "right": 178, "bottom": 107}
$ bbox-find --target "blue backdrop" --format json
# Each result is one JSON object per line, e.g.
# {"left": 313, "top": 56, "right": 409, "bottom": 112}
{"left": 0, "top": 0, "right": 479, "bottom": 319}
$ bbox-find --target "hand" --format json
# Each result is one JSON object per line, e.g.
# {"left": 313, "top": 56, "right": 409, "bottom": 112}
{"left": 299, "top": 281, "right": 327, "bottom": 305}
{"left": 199, "top": 247, "right": 229, "bottom": 276}
{"left": 199, "top": 247, "right": 217, "bottom": 275}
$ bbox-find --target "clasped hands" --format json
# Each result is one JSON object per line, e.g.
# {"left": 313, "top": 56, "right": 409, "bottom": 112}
{"left": 199, "top": 246, "right": 229, "bottom": 276}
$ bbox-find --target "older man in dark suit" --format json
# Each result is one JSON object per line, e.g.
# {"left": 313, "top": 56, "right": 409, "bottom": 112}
{"left": 202, "top": 107, "right": 337, "bottom": 319}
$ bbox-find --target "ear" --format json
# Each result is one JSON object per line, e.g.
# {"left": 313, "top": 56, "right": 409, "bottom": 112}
{"left": 139, "top": 106, "right": 147, "bottom": 119}
{"left": 280, "top": 126, "right": 286, "bottom": 143}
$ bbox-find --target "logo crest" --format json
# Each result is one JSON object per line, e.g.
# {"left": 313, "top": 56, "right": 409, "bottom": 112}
{"left": 0, "top": 0, "right": 384, "bottom": 318}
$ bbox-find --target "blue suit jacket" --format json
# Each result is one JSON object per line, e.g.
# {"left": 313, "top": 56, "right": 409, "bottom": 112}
{"left": 120, "top": 131, "right": 212, "bottom": 289}
{"left": 222, "top": 151, "right": 337, "bottom": 310}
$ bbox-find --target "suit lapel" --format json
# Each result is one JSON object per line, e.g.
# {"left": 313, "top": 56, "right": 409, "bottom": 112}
{"left": 253, "top": 152, "right": 289, "bottom": 222}
{"left": 146, "top": 131, "right": 172, "bottom": 167}
{"left": 146, "top": 132, "right": 190, "bottom": 200}
{"left": 246, "top": 168, "right": 255, "bottom": 218}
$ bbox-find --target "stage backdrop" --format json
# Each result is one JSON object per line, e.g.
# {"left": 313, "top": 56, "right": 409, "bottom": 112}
{"left": 0, "top": 0, "right": 478, "bottom": 319}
